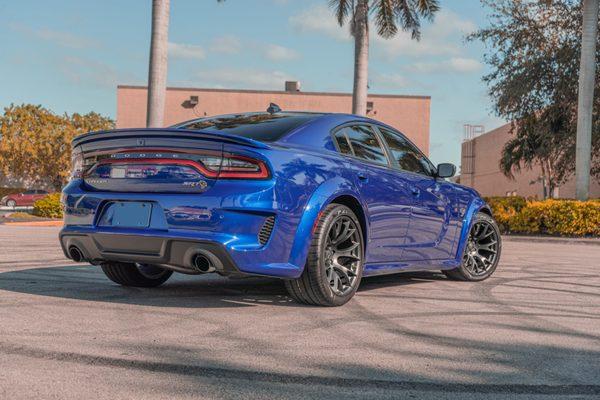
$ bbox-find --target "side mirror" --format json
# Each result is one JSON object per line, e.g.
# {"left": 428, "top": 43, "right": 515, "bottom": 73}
{"left": 436, "top": 163, "right": 456, "bottom": 178}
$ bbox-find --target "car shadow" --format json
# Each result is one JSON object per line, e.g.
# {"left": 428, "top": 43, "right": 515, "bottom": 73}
{"left": 0, "top": 264, "right": 442, "bottom": 308}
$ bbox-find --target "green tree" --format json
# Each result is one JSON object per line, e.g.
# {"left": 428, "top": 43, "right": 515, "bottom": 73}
{"left": 470, "top": 0, "right": 600, "bottom": 198}
{"left": 329, "top": 0, "right": 440, "bottom": 115}
{"left": 0, "top": 104, "right": 113, "bottom": 191}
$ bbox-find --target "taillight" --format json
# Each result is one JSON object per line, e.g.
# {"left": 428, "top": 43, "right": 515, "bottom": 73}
{"left": 195, "top": 154, "right": 269, "bottom": 179}
{"left": 217, "top": 155, "right": 270, "bottom": 179}
{"left": 70, "top": 147, "right": 84, "bottom": 180}
{"left": 89, "top": 152, "right": 270, "bottom": 180}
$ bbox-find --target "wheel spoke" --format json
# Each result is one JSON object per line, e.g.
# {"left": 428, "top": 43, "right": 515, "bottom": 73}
{"left": 324, "top": 215, "right": 363, "bottom": 295}
{"left": 477, "top": 241, "right": 497, "bottom": 253}
{"left": 462, "top": 219, "right": 499, "bottom": 277}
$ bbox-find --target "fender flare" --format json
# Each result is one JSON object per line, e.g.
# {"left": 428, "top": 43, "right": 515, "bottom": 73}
{"left": 454, "top": 197, "right": 489, "bottom": 261}
{"left": 287, "top": 177, "right": 367, "bottom": 270}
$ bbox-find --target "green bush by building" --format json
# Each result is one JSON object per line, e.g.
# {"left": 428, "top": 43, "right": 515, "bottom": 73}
{"left": 485, "top": 197, "right": 600, "bottom": 237}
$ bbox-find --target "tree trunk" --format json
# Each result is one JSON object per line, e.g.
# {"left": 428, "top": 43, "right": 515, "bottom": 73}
{"left": 575, "top": 0, "right": 599, "bottom": 200}
{"left": 540, "top": 162, "right": 548, "bottom": 200}
{"left": 146, "top": 0, "right": 170, "bottom": 128}
{"left": 352, "top": 0, "right": 369, "bottom": 116}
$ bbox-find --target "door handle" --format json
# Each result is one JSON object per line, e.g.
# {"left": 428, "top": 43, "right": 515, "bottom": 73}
{"left": 410, "top": 186, "right": 420, "bottom": 196}
{"left": 357, "top": 173, "right": 368, "bottom": 183}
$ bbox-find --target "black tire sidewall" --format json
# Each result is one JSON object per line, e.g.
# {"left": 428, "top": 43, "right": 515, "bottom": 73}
{"left": 459, "top": 213, "right": 502, "bottom": 281}
{"left": 314, "top": 204, "right": 365, "bottom": 306}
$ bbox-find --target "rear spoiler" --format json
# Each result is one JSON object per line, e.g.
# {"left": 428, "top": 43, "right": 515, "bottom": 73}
{"left": 72, "top": 128, "right": 271, "bottom": 150}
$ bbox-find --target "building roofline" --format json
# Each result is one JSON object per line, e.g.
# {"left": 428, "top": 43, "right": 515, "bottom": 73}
{"left": 117, "top": 84, "right": 431, "bottom": 100}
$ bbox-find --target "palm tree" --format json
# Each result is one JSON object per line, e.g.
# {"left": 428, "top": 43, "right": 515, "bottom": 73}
{"left": 147, "top": 0, "right": 170, "bottom": 128}
{"left": 330, "top": 0, "right": 440, "bottom": 116}
{"left": 575, "top": 0, "right": 599, "bottom": 200}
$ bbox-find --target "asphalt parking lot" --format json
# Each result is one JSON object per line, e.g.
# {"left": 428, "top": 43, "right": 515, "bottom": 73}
{"left": 0, "top": 225, "right": 599, "bottom": 399}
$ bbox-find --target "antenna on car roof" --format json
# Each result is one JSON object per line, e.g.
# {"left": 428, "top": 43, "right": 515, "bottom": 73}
{"left": 267, "top": 103, "right": 282, "bottom": 114}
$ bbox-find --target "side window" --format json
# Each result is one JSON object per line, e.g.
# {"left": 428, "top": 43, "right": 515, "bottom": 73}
{"left": 379, "top": 127, "right": 434, "bottom": 176}
{"left": 333, "top": 130, "right": 353, "bottom": 156}
{"left": 24, "top": 190, "right": 35, "bottom": 195}
{"left": 336, "top": 125, "right": 388, "bottom": 166}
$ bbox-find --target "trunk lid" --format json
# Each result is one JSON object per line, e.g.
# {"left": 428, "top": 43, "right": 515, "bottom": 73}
{"left": 75, "top": 128, "right": 270, "bottom": 193}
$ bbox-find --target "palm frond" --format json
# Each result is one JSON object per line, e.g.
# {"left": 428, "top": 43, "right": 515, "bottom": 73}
{"left": 373, "top": 0, "right": 398, "bottom": 38}
{"left": 395, "top": 0, "right": 421, "bottom": 39}
{"left": 368, "top": 0, "right": 441, "bottom": 40}
{"left": 329, "top": 0, "right": 354, "bottom": 26}
{"left": 415, "top": 0, "right": 440, "bottom": 20}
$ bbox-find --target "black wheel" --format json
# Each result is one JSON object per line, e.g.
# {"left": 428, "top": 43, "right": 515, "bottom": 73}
{"left": 6, "top": 199, "right": 16, "bottom": 208}
{"left": 100, "top": 262, "right": 173, "bottom": 287}
{"left": 444, "top": 212, "right": 501, "bottom": 281}
{"left": 285, "top": 204, "right": 364, "bottom": 306}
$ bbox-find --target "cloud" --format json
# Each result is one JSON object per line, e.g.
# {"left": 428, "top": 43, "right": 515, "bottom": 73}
{"left": 263, "top": 44, "right": 300, "bottom": 61}
{"left": 210, "top": 35, "right": 242, "bottom": 55}
{"left": 9, "top": 23, "right": 99, "bottom": 49}
{"left": 194, "top": 68, "right": 295, "bottom": 90}
{"left": 289, "top": 5, "right": 351, "bottom": 42}
{"left": 374, "top": 9, "right": 477, "bottom": 58}
{"left": 168, "top": 42, "right": 206, "bottom": 60}
{"left": 59, "top": 56, "right": 140, "bottom": 89}
{"left": 370, "top": 72, "right": 411, "bottom": 89}
{"left": 289, "top": 7, "right": 476, "bottom": 59}
{"left": 406, "top": 57, "right": 482, "bottom": 74}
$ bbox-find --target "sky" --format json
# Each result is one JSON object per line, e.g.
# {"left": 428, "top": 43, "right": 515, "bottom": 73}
{"left": 0, "top": 0, "right": 506, "bottom": 167}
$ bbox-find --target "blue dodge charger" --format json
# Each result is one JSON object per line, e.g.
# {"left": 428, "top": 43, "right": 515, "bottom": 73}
{"left": 60, "top": 109, "right": 501, "bottom": 306}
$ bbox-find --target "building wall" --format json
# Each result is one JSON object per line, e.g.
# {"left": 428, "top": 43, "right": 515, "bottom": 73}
{"left": 116, "top": 85, "right": 431, "bottom": 155}
{"left": 460, "top": 123, "right": 600, "bottom": 198}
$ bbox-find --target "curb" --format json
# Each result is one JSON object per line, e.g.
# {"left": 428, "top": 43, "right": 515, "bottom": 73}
{"left": 502, "top": 235, "right": 600, "bottom": 246}
{"left": 2, "top": 220, "right": 63, "bottom": 227}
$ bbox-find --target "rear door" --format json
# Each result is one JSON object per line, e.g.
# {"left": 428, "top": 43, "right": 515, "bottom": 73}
{"left": 332, "top": 124, "right": 412, "bottom": 263}
{"left": 21, "top": 190, "right": 36, "bottom": 205}
{"left": 376, "top": 126, "right": 457, "bottom": 261}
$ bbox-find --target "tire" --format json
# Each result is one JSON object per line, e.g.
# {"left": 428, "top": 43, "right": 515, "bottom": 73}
{"left": 6, "top": 199, "right": 16, "bottom": 208}
{"left": 100, "top": 262, "right": 173, "bottom": 288}
{"left": 285, "top": 204, "right": 365, "bottom": 306}
{"left": 444, "top": 212, "right": 502, "bottom": 281}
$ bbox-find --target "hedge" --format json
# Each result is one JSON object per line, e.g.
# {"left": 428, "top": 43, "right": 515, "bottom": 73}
{"left": 33, "top": 193, "right": 63, "bottom": 219}
{"left": 484, "top": 197, "right": 600, "bottom": 237}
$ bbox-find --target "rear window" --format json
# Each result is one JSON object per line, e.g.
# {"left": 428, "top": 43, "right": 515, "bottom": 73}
{"left": 174, "top": 113, "right": 321, "bottom": 142}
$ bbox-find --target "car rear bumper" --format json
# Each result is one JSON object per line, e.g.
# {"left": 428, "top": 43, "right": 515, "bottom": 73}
{"left": 59, "top": 228, "right": 240, "bottom": 275}
{"left": 59, "top": 226, "right": 303, "bottom": 279}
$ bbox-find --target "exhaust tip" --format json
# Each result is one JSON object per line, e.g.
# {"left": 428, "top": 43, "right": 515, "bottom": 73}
{"left": 68, "top": 246, "right": 84, "bottom": 262}
{"left": 192, "top": 254, "right": 214, "bottom": 273}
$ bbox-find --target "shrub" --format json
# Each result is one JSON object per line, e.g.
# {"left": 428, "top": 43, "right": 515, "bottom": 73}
{"left": 33, "top": 193, "right": 62, "bottom": 219}
{"left": 485, "top": 197, "right": 600, "bottom": 237}
{"left": 508, "top": 200, "right": 600, "bottom": 236}
{"left": 484, "top": 196, "right": 528, "bottom": 232}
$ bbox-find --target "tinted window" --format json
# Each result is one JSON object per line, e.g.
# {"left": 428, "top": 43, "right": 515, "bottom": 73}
{"left": 24, "top": 190, "right": 35, "bottom": 195}
{"left": 339, "top": 125, "right": 388, "bottom": 166}
{"left": 379, "top": 127, "right": 434, "bottom": 175}
{"left": 174, "top": 113, "right": 321, "bottom": 142}
{"left": 333, "top": 130, "right": 353, "bottom": 155}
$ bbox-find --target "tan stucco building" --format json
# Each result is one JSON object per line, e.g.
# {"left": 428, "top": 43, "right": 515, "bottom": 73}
{"left": 116, "top": 83, "right": 431, "bottom": 155}
{"left": 460, "top": 123, "right": 600, "bottom": 198}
